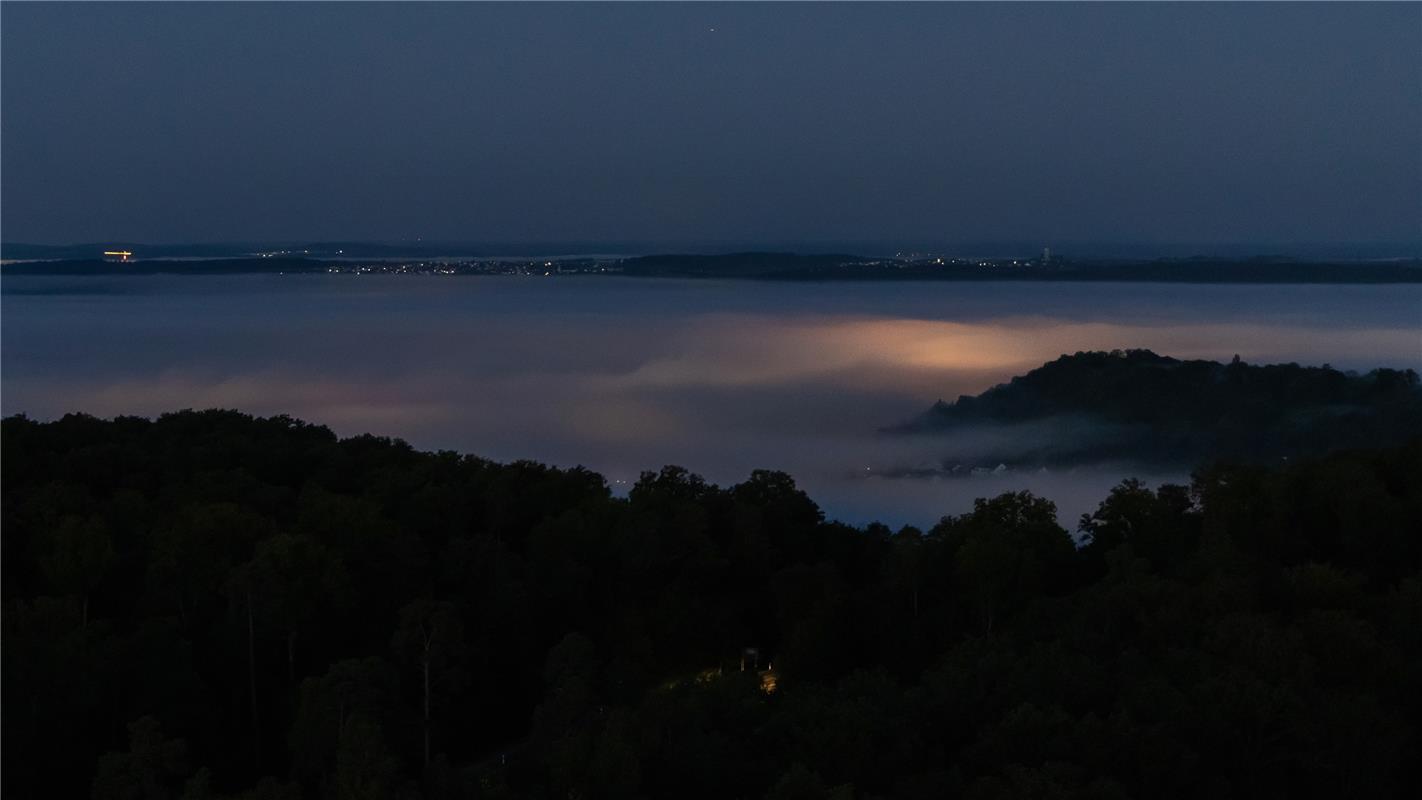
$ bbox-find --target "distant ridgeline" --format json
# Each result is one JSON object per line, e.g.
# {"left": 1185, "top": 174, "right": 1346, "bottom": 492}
{"left": 4, "top": 251, "right": 1422, "bottom": 282}
{"left": 0, "top": 257, "right": 330, "bottom": 275}
{"left": 892, "top": 350, "right": 1422, "bottom": 472}
{"left": 617, "top": 253, "right": 1422, "bottom": 282}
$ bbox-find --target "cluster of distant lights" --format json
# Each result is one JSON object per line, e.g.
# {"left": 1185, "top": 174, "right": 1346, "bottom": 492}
{"left": 897, "top": 256, "right": 1037, "bottom": 268}
{"left": 320, "top": 260, "right": 611, "bottom": 277}
{"left": 256, "top": 249, "right": 321, "bottom": 257}
{"left": 99, "top": 249, "right": 1046, "bottom": 273}
{"left": 325, "top": 264, "right": 459, "bottom": 275}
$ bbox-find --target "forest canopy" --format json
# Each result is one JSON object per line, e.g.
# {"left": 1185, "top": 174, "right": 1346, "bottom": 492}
{"left": 891, "top": 350, "right": 1422, "bottom": 472}
{"left": 3, "top": 410, "right": 1421, "bottom": 799}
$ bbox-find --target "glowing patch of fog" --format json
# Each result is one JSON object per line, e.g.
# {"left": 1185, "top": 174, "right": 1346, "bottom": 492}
{"left": 4, "top": 276, "right": 1419, "bottom": 528}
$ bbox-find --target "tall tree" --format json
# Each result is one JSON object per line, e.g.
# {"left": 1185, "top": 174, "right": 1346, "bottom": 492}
{"left": 39, "top": 515, "right": 114, "bottom": 628}
{"left": 391, "top": 599, "right": 466, "bottom": 768}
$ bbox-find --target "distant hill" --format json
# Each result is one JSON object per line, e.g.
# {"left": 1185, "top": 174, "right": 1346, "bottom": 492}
{"left": 0, "top": 242, "right": 487, "bottom": 260}
{"left": 0, "top": 257, "right": 327, "bottom": 275}
{"left": 5, "top": 251, "right": 1421, "bottom": 282}
{"left": 617, "top": 251, "right": 873, "bottom": 277}
{"left": 891, "top": 350, "right": 1422, "bottom": 471}
{"left": 619, "top": 253, "right": 1422, "bottom": 282}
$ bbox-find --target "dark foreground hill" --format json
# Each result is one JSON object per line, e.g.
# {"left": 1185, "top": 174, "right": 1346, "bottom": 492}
{"left": 892, "top": 350, "right": 1422, "bottom": 473}
{"left": 4, "top": 411, "right": 1421, "bottom": 799}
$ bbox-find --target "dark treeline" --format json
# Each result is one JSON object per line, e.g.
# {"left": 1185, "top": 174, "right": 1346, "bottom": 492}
{"left": 7, "top": 254, "right": 1422, "bottom": 283}
{"left": 896, "top": 350, "right": 1422, "bottom": 470}
{"left": 0, "top": 257, "right": 330, "bottom": 276}
{"left": 621, "top": 254, "right": 1422, "bottom": 283}
{"left": 0, "top": 243, "right": 488, "bottom": 261}
{"left": 3, "top": 411, "right": 1421, "bottom": 799}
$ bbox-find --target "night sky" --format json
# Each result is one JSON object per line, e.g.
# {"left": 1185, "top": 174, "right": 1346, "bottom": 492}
{"left": 3, "top": 2, "right": 1418, "bottom": 248}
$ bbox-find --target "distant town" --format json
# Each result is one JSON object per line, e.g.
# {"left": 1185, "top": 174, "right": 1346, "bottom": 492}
{"left": 3, "top": 247, "right": 1421, "bottom": 283}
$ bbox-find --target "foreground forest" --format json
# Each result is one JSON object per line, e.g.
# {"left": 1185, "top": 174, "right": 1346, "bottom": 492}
{"left": 3, "top": 411, "right": 1421, "bottom": 799}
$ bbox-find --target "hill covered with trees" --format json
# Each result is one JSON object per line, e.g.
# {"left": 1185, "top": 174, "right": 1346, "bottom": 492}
{"left": 893, "top": 350, "right": 1422, "bottom": 472}
{"left": 4, "top": 411, "right": 1421, "bottom": 799}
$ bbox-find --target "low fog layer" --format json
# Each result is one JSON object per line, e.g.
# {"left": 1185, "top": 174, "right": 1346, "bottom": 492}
{"left": 4, "top": 276, "right": 1419, "bottom": 527}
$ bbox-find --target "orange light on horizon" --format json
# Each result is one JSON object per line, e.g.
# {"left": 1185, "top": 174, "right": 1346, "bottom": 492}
{"left": 103, "top": 250, "right": 133, "bottom": 261}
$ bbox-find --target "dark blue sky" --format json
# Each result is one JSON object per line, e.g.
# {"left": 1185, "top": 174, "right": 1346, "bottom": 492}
{"left": 3, "top": 2, "right": 1419, "bottom": 248}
